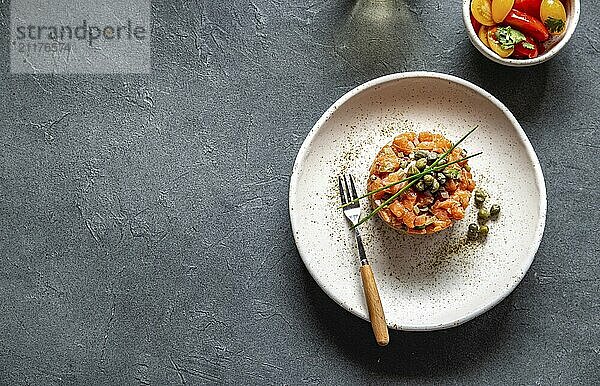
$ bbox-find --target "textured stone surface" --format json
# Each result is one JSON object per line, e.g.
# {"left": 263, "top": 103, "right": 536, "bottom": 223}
{"left": 0, "top": 0, "right": 598, "bottom": 384}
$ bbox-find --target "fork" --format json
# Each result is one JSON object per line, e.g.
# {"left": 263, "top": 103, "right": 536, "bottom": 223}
{"left": 338, "top": 174, "right": 389, "bottom": 346}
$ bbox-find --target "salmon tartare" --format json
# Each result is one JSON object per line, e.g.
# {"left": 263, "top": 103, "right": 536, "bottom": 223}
{"left": 368, "top": 131, "right": 476, "bottom": 234}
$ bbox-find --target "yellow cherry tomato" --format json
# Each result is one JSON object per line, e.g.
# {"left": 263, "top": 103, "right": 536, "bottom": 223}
{"left": 492, "top": 0, "right": 515, "bottom": 23}
{"left": 478, "top": 26, "right": 490, "bottom": 48}
{"left": 487, "top": 27, "right": 514, "bottom": 58}
{"left": 471, "top": 0, "right": 495, "bottom": 26}
{"left": 540, "top": 0, "right": 567, "bottom": 35}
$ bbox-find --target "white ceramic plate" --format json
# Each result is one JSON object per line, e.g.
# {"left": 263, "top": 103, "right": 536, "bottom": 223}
{"left": 289, "top": 72, "right": 546, "bottom": 331}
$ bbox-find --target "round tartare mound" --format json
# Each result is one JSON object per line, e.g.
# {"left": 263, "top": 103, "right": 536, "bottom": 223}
{"left": 368, "top": 131, "right": 476, "bottom": 234}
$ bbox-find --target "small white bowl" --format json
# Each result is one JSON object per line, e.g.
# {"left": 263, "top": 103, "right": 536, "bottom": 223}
{"left": 463, "top": 0, "right": 580, "bottom": 66}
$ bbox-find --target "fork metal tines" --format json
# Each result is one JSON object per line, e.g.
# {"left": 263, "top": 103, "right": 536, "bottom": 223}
{"left": 338, "top": 174, "right": 367, "bottom": 266}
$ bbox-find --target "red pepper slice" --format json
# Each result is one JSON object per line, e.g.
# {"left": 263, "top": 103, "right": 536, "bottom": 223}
{"left": 471, "top": 13, "right": 482, "bottom": 32}
{"left": 513, "top": 0, "right": 542, "bottom": 17}
{"left": 512, "top": 36, "right": 539, "bottom": 58}
{"left": 504, "top": 9, "right": 549, "bottom": 42}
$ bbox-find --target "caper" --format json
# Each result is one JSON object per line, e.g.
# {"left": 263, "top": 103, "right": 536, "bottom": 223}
{"left": 474, "top": 188, "right": 487, "bottom": 200}
{"left": 478, "top": 207, "right": 490, "bottom": 221}
{"left": 443, "top": 168, "right": 460, "bottom": 179}
{"left": 414, "top": 150, "right": 429, "bottom": 159}
{"left": 467, "top": 223, "right": 479, "bottom": 239}
{"left": 400, "top": 160, "right": 409, "bottom": 169}
{"left": 474, "top": 188, "right": 487, "bottom": 207}
{"left": 427, "top": 152, "right": 438, "bottom": 164}
{"left": 407, "top": 162, "right": 420, "bottom": 176}
{"left": 415, "top": 158, "right": 428, "bottom": 170}
{"left": 479, "top": 224, "right": 489, "bottom": 237}
{"left": 490, "top": 204, "right": 501, "bottom": 217}
{"left": 423, "top": 174, "right": 435, "bottom": 186}
{"left": 436, "top": 173, "right": 447, "bottom": 185}
{"left": 430, "top": 179, "right": 440, "bottom": 194}
{"left": 413, "top": 205, "right": 420, "bottom": 215}
{"left": 414, "top": 180, "right": 426, "bottom": 191}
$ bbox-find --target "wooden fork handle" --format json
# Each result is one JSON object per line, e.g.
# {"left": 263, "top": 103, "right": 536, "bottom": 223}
{"left": 360, "top": 264, "right": 389, "bottom": 346}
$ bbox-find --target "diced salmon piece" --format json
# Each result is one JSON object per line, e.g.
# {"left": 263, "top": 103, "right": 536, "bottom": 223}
{"left": 454, "top": 190, "right": 471, "bottom": 208}
{"left": 389, "top": 201, "right": 407, "bottom": 218}
{"left": 432, "top": 209, "right": 449, "bottom": 221}
{"left": 451, "top": 148, "right": 463, "bottom": 159}
{"left": 414, "top": 214, "right": 428, "bottom": 227}
{"left": 379, "top": 208, "right": 393, "bottom": 223}
{"left": 416, "top": 141, "right": 434, "bottom": 150}
{"left": 400, "top": 132, "right": 416, "bottom": 141}
{"left": 402, "top": 211, "right": 416, "bottom": 228}
{"left": 382, "top": 171, "right": 405, "bottom": 195}
{"left": 367, "top": 177, "right": 386, "bottom": 200}
{"left": 458, "top": 169, "right": 476, "bottom": 191}
{"left": 392, "top": 136, "right": 414, "bottom": 155}
{"left": 448, "top": 205, "right": 465, "bottom": 220}
{"left": 445, "top": 179, "right": 458, "bottom": 192}
{"left": 434, "top": 138, "right": 452, "bottom": 151}
{"left": 433, "top": 199, "right": 459, "bottom": 210}
{"left": 418, "top": 132, "right": 434, "bottom": 142}
{"left": 372, "top": 146, "right": 400, "bottom": 173}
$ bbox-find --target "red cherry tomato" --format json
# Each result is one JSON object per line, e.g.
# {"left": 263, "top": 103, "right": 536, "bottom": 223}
{"left": 471, "top": 13, "right": 482, "bottom": 32}
{"left": 513, "top": 0, "right": 543, "bottom": 17}
{"left": 487, "top": 27, "right": 515, "bottom": 57}
{"left": 512, "top": 36, "right": 539, "bottom": 58}
{"left": 504, "top": 9, "right": 550, "bottom": 42}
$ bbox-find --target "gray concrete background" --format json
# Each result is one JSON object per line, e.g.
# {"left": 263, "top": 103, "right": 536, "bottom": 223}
{"left": 0, "top": 0, "right": 598, "bottom": 384}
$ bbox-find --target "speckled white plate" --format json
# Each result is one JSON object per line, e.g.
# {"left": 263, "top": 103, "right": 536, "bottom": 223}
{"left": 289, "top": 72, "right": 547, "bottom": 331}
